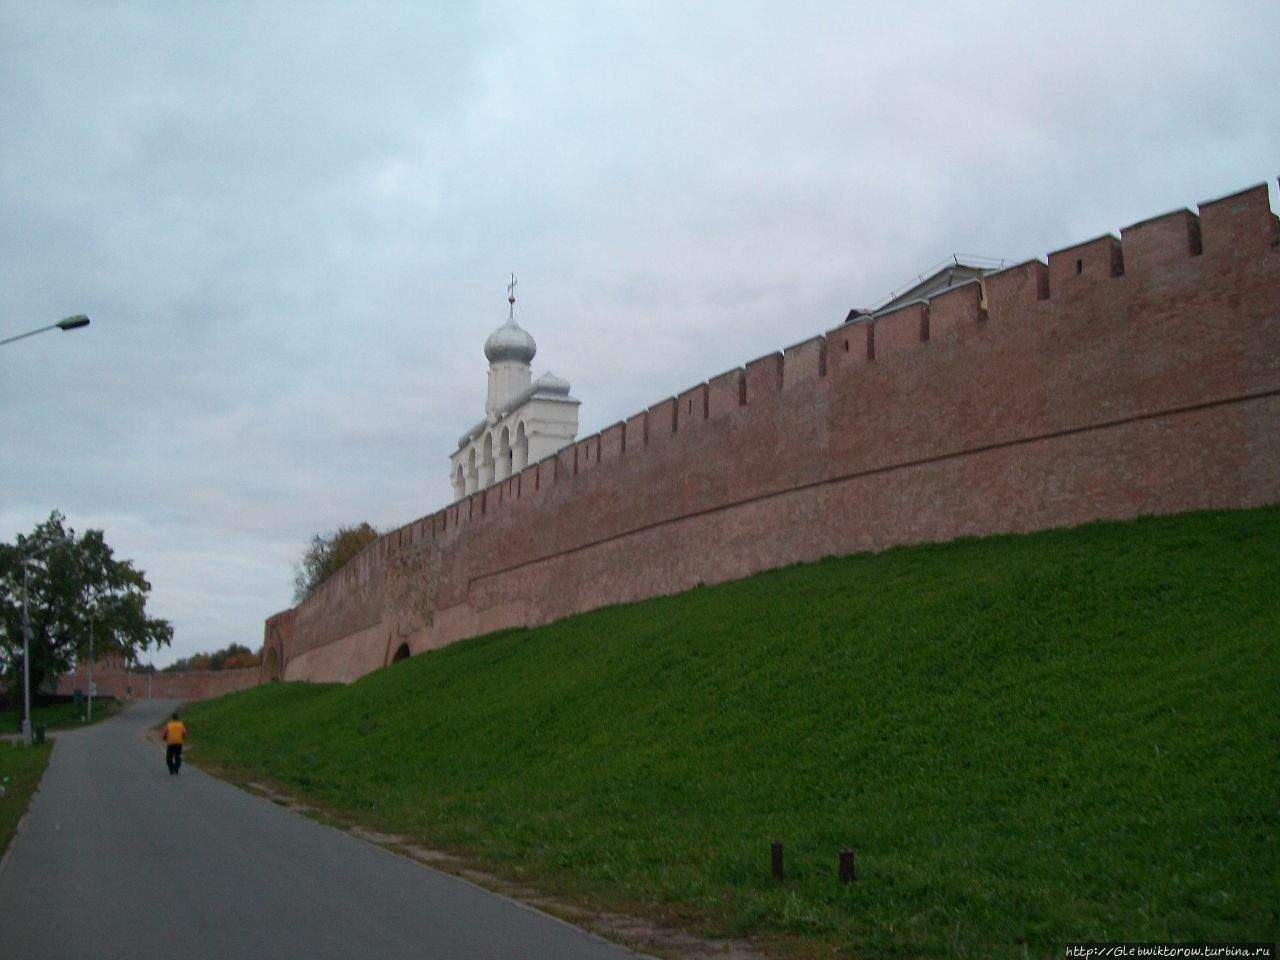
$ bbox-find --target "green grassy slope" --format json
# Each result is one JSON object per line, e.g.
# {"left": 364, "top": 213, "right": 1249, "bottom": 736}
{"left": 187, "top": 507, "right": 1279, "bottom": 958}
{"left": 0, "top": 742, "right": 52, "bottom": 858}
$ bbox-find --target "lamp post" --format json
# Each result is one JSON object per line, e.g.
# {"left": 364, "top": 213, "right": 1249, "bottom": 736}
{"left": 0, "top": 315, "right": 90, "bottom": 347}
{"left": 86, "top": 612, "right": 94, "bottom": 723}
{"left": 21, "top": 563, "right": 35, "bottom": 744}
{"left": 19, "top": 536, "right": 71, "bottom": 745}
{"left": 4, "top": 316, "right": 90, "bottom": 736}
{"left": 83, "top": 589, "right": 109, "bottom": 723}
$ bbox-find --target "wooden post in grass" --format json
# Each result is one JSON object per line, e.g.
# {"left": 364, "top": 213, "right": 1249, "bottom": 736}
{"left": 771, "top": 842, "right": 784, "bottom": 882}
{"left": 839, "top": 848, "right": 856, "bottom": 883}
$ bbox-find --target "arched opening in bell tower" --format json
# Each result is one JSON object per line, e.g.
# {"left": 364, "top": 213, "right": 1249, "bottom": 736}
{"left": 497, "top": 426, "right": 512, "bottom": 481}
{"left": 480, "top": 433, "right": 495, "bottom": 487}
{"left": 514, "top": 421, "right": 529, "bottom": 472}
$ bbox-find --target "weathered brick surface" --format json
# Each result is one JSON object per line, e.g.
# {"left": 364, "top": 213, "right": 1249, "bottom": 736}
{"left": 272, "top": 183, "right": 1280, "bottom": 683}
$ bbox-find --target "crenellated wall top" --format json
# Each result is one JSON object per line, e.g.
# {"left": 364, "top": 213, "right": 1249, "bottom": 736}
{"left": 289, "top": 180, "right": 1280, "bottom": 637}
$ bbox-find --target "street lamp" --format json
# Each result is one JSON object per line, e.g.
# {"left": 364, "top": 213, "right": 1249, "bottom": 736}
{"left": 4, "top": 317, "right": 90, "bottom": 734}
{"left": 82, "top": 587, "right": 115, "bottom": 723}
{"left": 19, "top": 536, "right": 71, "bottom": 745}
{"left": 86, "top": 597, "right": 98, "bottom": 723}
{"left": 0, "top": 314, "right": 91, "bottom": 347}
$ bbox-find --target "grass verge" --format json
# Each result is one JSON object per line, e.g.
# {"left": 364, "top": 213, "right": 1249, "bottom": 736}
{"left": 185, "top": 507, "right": 1280, "bottom": 958}
{"left": 7, "top": 697, "right": 124, "bottom": 736}
{"left": 34, "top": 698, "right": 123, "bottom": 731}
{"left": 0, "top": 742, "right": 53, "bottom": 860}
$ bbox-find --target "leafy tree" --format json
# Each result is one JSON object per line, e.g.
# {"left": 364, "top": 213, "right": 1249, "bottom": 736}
{"left": 292, "top": 522, "right": 379, "bottom": 601}
{"left": 0, "top": 511, "right": 173, "bottom": 717}
{"left": 164, "top": 642, "right": 261, "bottom": 673}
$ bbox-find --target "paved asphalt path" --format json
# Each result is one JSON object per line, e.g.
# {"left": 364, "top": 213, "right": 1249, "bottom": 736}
{"left": 0, "top": 699, "right": 644, "bottom": 960}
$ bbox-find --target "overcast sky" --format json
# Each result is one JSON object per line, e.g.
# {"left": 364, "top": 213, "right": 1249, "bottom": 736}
{"left": 2, "top": 1, "right": 1276, "bottom": 668}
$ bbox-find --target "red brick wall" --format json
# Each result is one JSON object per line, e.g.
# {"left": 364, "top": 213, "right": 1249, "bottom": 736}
{"left": 278, "top": 182, "right": 1280, "bottom": 684}
{"left": 56, "top": 666, "right": 261, "bottom": 701}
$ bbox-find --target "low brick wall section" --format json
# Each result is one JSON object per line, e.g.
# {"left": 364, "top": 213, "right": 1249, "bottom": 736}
{"left": 56, "top": 666, "right": 261, "bottom": 702}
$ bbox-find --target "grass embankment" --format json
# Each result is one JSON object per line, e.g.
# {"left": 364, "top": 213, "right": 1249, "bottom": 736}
{"left": 33, "top": 697, "right": 122, "bottom": 731}
{"left": 186, "top": 507, "right": 1279, "bottom": 958}
{"left": 8, "top": 697, "right": 123, "bottom": 735}
{"left": 0, "top": 743, "right": 52, "bottom": 858}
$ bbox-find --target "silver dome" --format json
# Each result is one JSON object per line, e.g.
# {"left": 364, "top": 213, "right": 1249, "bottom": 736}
{"left": 533, "top": 371, "right": 570, "bottom": 394}
{"left": 483, "top": 316, "right": 537, "bottom": 364}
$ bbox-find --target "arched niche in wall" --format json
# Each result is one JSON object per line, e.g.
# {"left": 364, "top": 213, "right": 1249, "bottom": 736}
{"left": 262, "top": 646, "right": 282, "bottom": 682}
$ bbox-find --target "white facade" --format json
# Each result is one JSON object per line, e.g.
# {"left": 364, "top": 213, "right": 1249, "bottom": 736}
{"left": 450, "top": 292, "right": 580, "bottom": 501}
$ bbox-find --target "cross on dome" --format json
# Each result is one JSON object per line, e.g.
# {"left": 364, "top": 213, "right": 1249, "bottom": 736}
{"left": 484, "top": 275, "right": 536, "bottom": 364}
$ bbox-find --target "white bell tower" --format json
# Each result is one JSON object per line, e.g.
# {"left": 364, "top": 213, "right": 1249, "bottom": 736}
{"left": 449, "top": 277, "right": 581, "bottom": 501}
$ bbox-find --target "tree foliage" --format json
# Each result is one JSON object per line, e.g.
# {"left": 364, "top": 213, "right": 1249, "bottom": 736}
{"left": 292, "top": 522, "right": 379, "bottom": 602}
{"left": 163, "top": 642, "right": 261, "bottom": 673}
{"left": 0, "top": 511, "right": 173, "bottom": 710}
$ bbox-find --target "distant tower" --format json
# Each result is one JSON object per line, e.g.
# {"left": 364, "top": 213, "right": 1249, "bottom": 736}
{"left": 450, "top": 278, "right": 580, "bottom": 501}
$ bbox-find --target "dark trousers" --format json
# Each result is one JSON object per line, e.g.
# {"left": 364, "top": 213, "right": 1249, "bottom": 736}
{"left": 166, "top": 743, "right": 183, "bottom": 774}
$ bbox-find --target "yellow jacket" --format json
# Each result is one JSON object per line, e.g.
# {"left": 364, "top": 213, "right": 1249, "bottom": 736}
{"left": 162, "top": 720, "right": 187, "bottom": 745}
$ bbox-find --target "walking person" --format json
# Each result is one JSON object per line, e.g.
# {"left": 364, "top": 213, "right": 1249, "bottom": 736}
{"left": 162, "top": 712, "right": 187, "bottom": 775}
